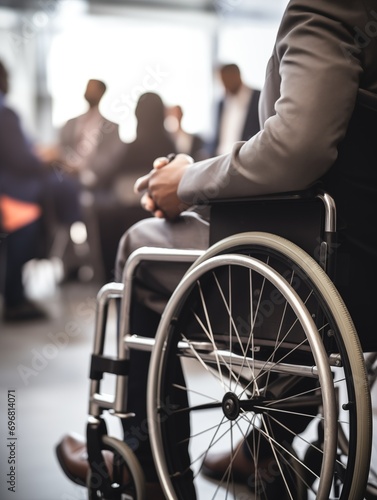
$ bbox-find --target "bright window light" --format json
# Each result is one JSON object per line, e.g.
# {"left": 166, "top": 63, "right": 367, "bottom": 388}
{"left": 47, "top": 14, "right": 214, "bottom": 141}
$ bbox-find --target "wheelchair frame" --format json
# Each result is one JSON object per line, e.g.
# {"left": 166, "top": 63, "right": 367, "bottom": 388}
{"left": 85, "top": 190, "right": 373, "bottom": 500}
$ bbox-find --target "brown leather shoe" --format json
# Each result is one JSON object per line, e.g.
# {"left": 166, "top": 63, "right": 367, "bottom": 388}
{"left": 55, "top": 433, "right": 166, "bottom": 498}
{"left": 201, "top": 442, "right": 256, "bottom": 482}
{"left": 55, "top": 433, "right": 108, "bottom": 486}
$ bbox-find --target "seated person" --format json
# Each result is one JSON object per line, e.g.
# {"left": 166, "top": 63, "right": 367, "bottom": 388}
{"left": 98, "top": 92, "right": 177, "bottom": 281}
{"left": 165, "top": 104, "right": 207, "bottom": 161}
{"left": 56, "top": 0, "right": 377, "bottom": 495}
{"left": 0, "top": 60, "right": 81, "bottom": 320}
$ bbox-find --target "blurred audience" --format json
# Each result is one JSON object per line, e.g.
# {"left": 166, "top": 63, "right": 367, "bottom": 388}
{"left": 39, "top": 88, "right": 176, "bottom": 283}
{"left": 164, "top": 105, "right": 207, "bottom": 161}
{"left": 0, "top": 60, "right": 81, "bottom": 321}
{"left": 210, "top": 63, "right": 260, "bottom": 156}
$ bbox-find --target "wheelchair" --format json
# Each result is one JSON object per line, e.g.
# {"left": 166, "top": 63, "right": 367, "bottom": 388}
{"left": 83, "top": 89, "right": 377, "bottom": 500}
{"left": 83, "top": 186, "right": 376, "bottom": 500}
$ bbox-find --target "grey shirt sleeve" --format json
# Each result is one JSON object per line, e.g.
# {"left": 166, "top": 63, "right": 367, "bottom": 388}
{"left": 178, "top": 0, "right": 364, "bottom": 205}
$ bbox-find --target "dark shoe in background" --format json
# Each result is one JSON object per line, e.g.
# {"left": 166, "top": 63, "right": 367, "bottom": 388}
{"left": 201, "top": 442, "right": 256, "bottom": 482}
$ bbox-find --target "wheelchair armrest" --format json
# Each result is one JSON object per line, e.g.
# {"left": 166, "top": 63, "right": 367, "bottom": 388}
{"left": 208, "top": 187, "right": 336, "bottom": 273}
{"left": 208, "top": 187, "right": 336, "bottom": 236}
{"left": 207, "top": 187, "right": 317, "bottom": 206}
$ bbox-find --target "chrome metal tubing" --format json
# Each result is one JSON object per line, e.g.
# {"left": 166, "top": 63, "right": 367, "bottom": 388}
{"left": 316, "top": 191, "right": 337, "bottom": 233}
{"left": 88, "top": 282, "right": 124, "bottom": 417}
{"left": 114, "top": 247, "right": 204, "bottom": 415}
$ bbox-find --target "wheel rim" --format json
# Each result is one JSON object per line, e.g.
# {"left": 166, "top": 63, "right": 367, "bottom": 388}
{"left": 148, "top": 253, "right": 339, "bottom": 499}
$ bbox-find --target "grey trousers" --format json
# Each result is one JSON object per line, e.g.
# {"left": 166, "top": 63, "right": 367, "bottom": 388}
{"left": 115, "top": 210, "right": 210, "bottom": 314}
{"left": 114, "top": 210, "right": 209, "bottom": 483}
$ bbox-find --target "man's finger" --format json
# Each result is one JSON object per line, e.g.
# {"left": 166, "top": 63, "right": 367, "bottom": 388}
{"left": 153, "top": 209, "right": 165, "bottom": 219}
{"left": 134, "top": 172, "right": 152, "bottom": 193}
{"left": 141, "top": 192, "right": 156, "bottom": 212}
{"left": 174, "top": 153, "right": 194, "bottom": 164}
{"left": 153, "top": 156, "right": 170, "bottom": 169}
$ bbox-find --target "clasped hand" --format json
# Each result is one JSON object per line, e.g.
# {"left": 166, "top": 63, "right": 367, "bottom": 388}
{"left": 134, "top": 153, "right": 193, "bottom": 220}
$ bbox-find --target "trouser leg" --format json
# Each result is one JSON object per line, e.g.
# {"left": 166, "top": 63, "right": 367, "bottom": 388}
{"left": 116, "top": 212, "right": 209, "bottom": 481}
{"left": 4, "top": 219, "right": 41, "bottom": 307}
{"left": 244, "top": 375, "right": 318, "bottom": 459}
{"left": 121, "top": 301, "right": 161, "bottom": 481}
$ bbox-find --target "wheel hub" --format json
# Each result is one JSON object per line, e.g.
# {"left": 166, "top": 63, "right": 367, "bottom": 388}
{"left": 222, "top": 392, "right": 240, "bottom": 420}
{"left": 222, "top": 392, "right": 267, "bottom": 420}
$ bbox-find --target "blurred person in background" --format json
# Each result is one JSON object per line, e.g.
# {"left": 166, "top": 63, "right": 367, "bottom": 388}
{"left": 209, "top": 63, "right": 261, "bottom": 156}
{"left": 55, "top": 79, "right": 126, "bottom": 192}
{"left": 114, "top": 92, "right": 177, "bottom": 204}
{"left": 0, "top": 60, "right": 81, "bottom": 321}
{"left": 39, "top": 78, "right": 127, "bottom": 283}
{"left": 99, "top": 92, "right": 177, "bottom": 281}
{"left": 165, "top": 104, "right": 207, "bottom": 161}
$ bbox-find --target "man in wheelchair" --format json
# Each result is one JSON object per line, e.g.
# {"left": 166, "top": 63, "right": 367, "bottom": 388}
{"left": 57, "top": 0, "right": 377, "bottom": 498}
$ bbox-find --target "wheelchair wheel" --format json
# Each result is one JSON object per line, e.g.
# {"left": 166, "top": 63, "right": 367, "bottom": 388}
{"left": 87, "top": 435, "right": 146, "bottom": 500}
{"left": 147, "top": 232, "right": 371, "bottom": 500}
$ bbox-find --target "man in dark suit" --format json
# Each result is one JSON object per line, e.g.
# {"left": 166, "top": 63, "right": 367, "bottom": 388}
{"left": 210, "top": 63, "right": 260, "bottom": 156}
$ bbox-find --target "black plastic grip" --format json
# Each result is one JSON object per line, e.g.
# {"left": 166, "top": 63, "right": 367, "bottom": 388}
{"left": 89, "top": 354, "right": 129, "bottom": 380}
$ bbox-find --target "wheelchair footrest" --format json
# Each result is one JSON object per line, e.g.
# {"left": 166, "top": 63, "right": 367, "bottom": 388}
{"left": 90, "top": 354, "right": 129, "bottom": 380}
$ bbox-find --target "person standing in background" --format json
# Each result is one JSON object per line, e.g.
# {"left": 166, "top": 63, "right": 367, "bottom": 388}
{"left": 211, "top": 63, "right": 260, "bottom": 156}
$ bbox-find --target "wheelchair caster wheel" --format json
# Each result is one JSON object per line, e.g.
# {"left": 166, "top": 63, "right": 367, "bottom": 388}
{"left": 86, "top": 435, "right": 146, "bottom": 500}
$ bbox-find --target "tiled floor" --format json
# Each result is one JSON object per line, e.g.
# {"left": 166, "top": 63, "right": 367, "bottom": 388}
{"left": 0, "top": 277, "right": 376, "bottom": 500}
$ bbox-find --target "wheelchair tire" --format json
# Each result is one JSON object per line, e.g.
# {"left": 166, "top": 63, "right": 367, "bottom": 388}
{"left": 147, "top": 232, "right": 371, "bottom": 500}
{"left": 86, "top": 435, "right": 146, "bottom": 500}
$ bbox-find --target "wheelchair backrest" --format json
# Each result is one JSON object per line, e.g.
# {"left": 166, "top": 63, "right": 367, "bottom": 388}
{"left": 210, "top": 192, "right": 326, "bottom": 264}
